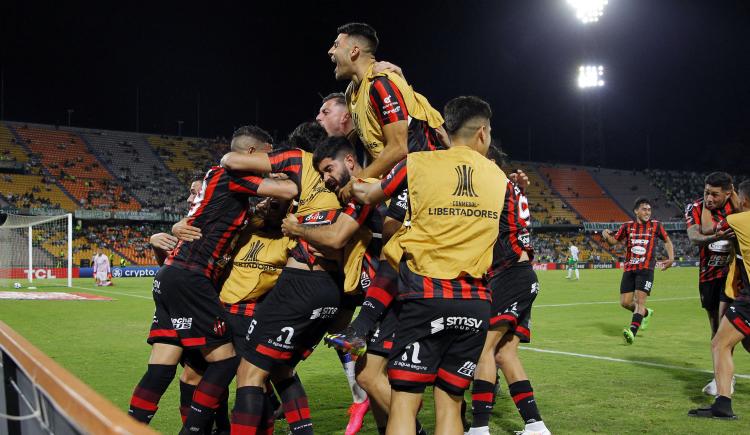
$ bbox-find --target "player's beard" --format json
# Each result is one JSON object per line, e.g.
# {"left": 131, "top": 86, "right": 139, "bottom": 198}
{"left": 337, "top": 171, "right": 351, "bottom": 193}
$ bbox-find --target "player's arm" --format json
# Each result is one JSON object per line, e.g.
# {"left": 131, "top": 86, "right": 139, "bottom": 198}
{"left": 357, "top": 121, "right": 407, "bottom": 181}
{"left": 172, "top": 218, "right": 201, "bottom": 242}
{"left": 660, "top": 235, "right": 675, "bottom": 270}
{"left": 227, "top": 173, "right": 298, "bottom": 200}
{"left": 352, "top": 160, "right": 407, "bottom": 205}
{"left": 601, "top": 225, "right": 623, "bottom": 246}
{"left": 149, "top": 233, "right": 177, "bottom": 266}
{"left": 687, "top": 223, "right": 734, "bottom": 245}
{"left": 220, "top": 152, "right": 272, "bottom": 173}
{"left": 282, "top": 211, "right": 360, "bottom": 250}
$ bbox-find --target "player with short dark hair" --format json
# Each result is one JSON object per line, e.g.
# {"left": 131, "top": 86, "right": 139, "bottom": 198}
{"left": 689, "top": 180, "right": 750, "bottom": 419}
{"left": 602, "top": 197, "right": 675, "bottom": 345}
{"left": 128, "top": 126, "right": 297, "bottom": 434}
{"left": 350, "top": 95, "right": 506, "bottom": 434}
{"left": 685, "top": 171, "right": 738, "bottom": 395}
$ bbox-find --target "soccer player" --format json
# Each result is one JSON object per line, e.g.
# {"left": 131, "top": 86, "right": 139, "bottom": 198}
{"left": 221, "top": 123, "right": 352, "bottom": 434}
{"left": 602, "top": 198, "right": 675, "bottom": 345}
{"left": 688, "top": 179, "right": 750, "bottom": 419}
{"left": 467, "top": 167, "right": 550, "bottom": 435}
{"left": 92, "top": 250, "right": 111, "bottom": 286}
{"left": 351, "top": 95, "right": 506, "bottom": 434}
{"left": 685, "top": 172, "right": 738, "bottom": 395}
{"left": 128, "top": 126, "right": 297, "bottom": 434}
{"left": 566, "top": 244, "right": 580, "bottom": 280}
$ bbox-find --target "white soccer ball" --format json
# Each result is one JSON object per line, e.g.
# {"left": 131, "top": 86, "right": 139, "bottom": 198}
{"left": 13, "top": 282, "right": 22, "bottom": 289}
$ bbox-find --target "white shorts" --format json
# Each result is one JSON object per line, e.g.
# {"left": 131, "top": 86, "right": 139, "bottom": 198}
{"left": 96, "top": 271, "right": 109, "bottom": 281}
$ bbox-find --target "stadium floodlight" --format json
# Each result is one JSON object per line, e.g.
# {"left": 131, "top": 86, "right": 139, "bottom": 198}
{"left": 567, "top": 0, "right": 608, "bottom": 24}
{"left": 577, "top": 65, "right": 605, "bottom": 89}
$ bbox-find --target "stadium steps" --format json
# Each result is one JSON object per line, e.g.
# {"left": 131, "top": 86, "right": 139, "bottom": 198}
{"left": 9, "top": 124, "right": 141, "bottom": 211}
{"left": 147, "top": 135, "right": 215, "bottom": 184}
{"left": 514, "top": 163, "right": 582, "bottom": 224}
{"left": 536, "top": 165, "right": 631, "bottom": 222}
{"left": 0, "top": 174, "right": 79, "bottom": 211}
{"left": 0, "top": 123, "right": 29, "bottom": 163}
{"left": 5, "top": 123, "right": 83, "bottom": 209}
{"left": 591, "top": 168, "right": 682, "bottom": 221}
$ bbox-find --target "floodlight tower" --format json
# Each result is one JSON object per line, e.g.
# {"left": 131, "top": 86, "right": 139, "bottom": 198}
{"left": 568, "top": 0, "right": 608, "bottom": 166}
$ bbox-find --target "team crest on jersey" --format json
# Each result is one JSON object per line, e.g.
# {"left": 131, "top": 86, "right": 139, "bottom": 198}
{"left": 452, "top": 165, "right": 478, "bottom": 197}
{"left": 213, "top": 319, "right": 227, "bottom": 336}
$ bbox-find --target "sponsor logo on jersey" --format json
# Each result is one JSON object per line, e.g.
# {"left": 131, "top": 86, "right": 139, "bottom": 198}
{"left": 631, "top": 246, "right": 647, "bottom": 256}
{"left": 446, "top": 316, "right": 483, "bottom": 331}
{"left": 457, "top": 361, "right": 477, "bottom": 377}
{"left": 171, "top": 317, "right": 193, "bottom": 330}
{"left": 708, "top": 240, "right": 731, "bottom": 253}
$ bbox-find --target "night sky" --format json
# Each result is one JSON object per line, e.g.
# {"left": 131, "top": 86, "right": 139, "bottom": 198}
{"left": 2, "top": 1, "right": 749, "bottom": 171}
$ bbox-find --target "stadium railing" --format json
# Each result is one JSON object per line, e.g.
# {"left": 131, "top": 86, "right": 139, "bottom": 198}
{"left": 0, "top": 321, "right": 157, "bottom": 435}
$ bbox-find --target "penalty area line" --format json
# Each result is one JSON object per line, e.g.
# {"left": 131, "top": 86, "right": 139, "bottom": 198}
{"left": 520, "top": 346, "right": 750, "bottom": 379}
{"left": 535, "top": 296, "right": 696, "bottom": 308}
{"left": 69, "top": 285, "right": 151, "bottom": 300}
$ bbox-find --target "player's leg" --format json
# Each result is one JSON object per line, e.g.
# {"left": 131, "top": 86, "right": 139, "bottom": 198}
{"left": 129, "top": 342, "right": 182, "bottom": 424}
{"left": 700, "top": 280, "right": 722, "bottom": 337}
{"left": 386, "top": 390, "right": 422, "bottom": 435}
{"left": 690, "top": 305, "right": 747, "bottom": 419}
{"left": 619, "top": 271, "right": 636, "bottom": 312}
{"left": 355, "top": 352, "right": 391, "bottom": 432}
{"left": 496, "top": 334, "right": 550, "bottom": 434}
{"left": 565, "top": 265, "right": 571, "bottom": 279}
{"left": 178, "top": 352, "right": 204, "bottom": 425}
{"left": 233, "top": 358, "right": 275, "bottom": 433}
{"left": 574, "top": 264, "right": 580, "bottom": 279}
{"left": 467, "top": 328, "right": 506, "bottom": 434}
{"left": 433, "top": 387, "right": 464, "bottom": 435}
{"left": 271, "top": 365, "right": 313, "bottom": 435}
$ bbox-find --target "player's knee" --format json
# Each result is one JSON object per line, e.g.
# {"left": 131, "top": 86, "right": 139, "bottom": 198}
{"left": 495, "top": 345, "right": 519, "bottom": 368}
{"left": 180, "top": 366, "right": 202, "bottom": 385}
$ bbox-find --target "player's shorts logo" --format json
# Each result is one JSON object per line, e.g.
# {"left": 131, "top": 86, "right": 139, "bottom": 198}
{"left": 171, "top": 317, "right": 193, "bottom": 330}
{"left": 430, "top": 317, "right": 445, "bottom": 334}
{"left": 309, "top": 306, "right": 338, "bottom": 320}
{"left": 112, "top": 268, "right": 123, "bottom": 278}
{"left": 457, "top": 361, "right": 477, "bottom": 377}
{"left": 452, "top": 165, "right": 478, "bottom": 197}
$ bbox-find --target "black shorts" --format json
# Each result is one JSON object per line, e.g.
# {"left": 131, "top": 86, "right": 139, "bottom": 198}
{"left": 224, "top": 301, "right": 259, "bottom": 349}
{"left": 620, "top": 269, "right": 655, "bottom": 295}
{"left": 242, "top": 268, "right": 341, "bottom": 371}
{"left": 386, "top": 186, "right": 409, "bottom": 222}
{"left": 367, "top": 304, "right": 399, "bottom": 357}
{"left": 725, "top": 299, "right": 750, "bottom": 337}
{"left": 699, "top": 276, "right": 732, "bottom": 310}
{"left": 387, "top": 298, "right": 489, "bottom": 396}
{"left": 489, "top": 263, "right": 538, "bottom": 343}
{"left": 147, "top": 265, "right": 231, "bottom": 349}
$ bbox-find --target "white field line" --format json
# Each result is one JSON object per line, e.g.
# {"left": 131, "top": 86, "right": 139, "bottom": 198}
{"left": 535, "top": 296, "right": 696, "bottom": 308}
{"left": 520, "top": 346, "right": 750, "bottom": 379}
{"left": 70, "top": 285, "right": 151, "bottom": 300}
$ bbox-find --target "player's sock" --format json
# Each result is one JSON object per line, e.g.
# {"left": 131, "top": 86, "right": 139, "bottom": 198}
{"left": 337, "top": 349, "right": 368, "bottom": 403}
{"left": 509, "top": 380, "right": 542, "bottom": 424}
{"left": 575, "top": 269, "right": 579, "bottom": 279}
{"left": 713, "top": 395, "right": 734, "bottom": 416}
{"left": 182, "top": 356, "right": 239, "bottom": 434}
{"left": 630, "top": 312, "right": 644, "bottom": 336}
{"left": 377, "top": 426, "right": 387, "bottom": 435}
{"left": 350, "top": 262, "right": 398, "bottom": 336}
{"left": 471, "top": 379, "right": 496, "bottom": 428}
{"left": 259, "top": 391, "right": 276, "bottom": 435}
{"left": 265, "top": 380, "right": 283, "bottom": 419}
{"left": 231, "top": 386, "right": 266, "bottom": 434}
{"left": 128, "top": 363, "right": 177, "bottom": 423}
{"left": 276, "top": 374, "right": 313, "bottom": 434}
{"left": 214, "top": 390, "right": 231, "bottom": 433}
{"left": 178, "top": 381, "right": 196, "bottom": 424}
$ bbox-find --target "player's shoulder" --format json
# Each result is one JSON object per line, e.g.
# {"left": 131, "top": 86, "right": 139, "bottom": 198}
{"left": 685, "top": 198, "right": 703, "bottom": 212}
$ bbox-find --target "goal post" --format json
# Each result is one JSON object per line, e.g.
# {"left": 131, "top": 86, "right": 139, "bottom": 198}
{"left": 0, "top": 212, "right": 73, "bottom": 288}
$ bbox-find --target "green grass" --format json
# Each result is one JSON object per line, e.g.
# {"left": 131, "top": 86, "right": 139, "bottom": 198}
{"left": 2, "top": 268, "right": 750, "bottom": 434}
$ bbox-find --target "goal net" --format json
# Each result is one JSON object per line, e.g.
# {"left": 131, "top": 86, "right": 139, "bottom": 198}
{"left": 0, "top": 212, "right": 72, "bottom": 289}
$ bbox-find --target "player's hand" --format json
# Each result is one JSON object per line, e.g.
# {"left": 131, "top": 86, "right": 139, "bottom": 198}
{"left": 716, "top": 228, "right": 736, "bottom": 240}
{"left": 150, "top": 232, "right": 179, "bottom": 251}
{"left": 172, "top": 218, "right": 201, "bottom": 242}
{"left": 509, "top": 169, "right": 529, "bottom": 190}
{"left": 602, "top": 229, "right": 612, "bottom": 238}
{"left": 281, "top": 213, "right": 300, "bottom": 237}
{"left": 659, "top": 259, "right": 674, "bottom": 271}
{"left": 339, "top": 179, "right": 354, "bottom": 203}
{"left": 373, "top": 60, "right": 404, "bottom": 78}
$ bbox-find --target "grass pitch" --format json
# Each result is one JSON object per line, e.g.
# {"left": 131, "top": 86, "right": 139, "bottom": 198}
{"left": 2, "top": 268, "right": 750, "bottom": 434}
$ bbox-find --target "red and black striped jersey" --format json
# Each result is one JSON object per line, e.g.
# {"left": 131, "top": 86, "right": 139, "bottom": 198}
{"left": 715, "top": 217, "right": 750, "bottom": 300}
{"left": 166, "top": 166, "right": 262, "bottom": 282}
{"left": 487, "top": 180, "right": 534, "bottom": 278}
{"left": 370, "top": 77, "right": 445, "bottom": 155}
{"left": 614, "top": 220, "right": 668, "bottom": 271}
{"left": 685, "top": 198, "right": 735, "bottom": 282}
{"left": 398, "top": 261, "right": 490, "bottom": 301}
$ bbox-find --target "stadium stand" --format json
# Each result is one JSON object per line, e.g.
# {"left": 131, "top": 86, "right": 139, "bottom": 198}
{"left": 536, "top": 165, "right": 631, "bottom": 222}
{"left": 0, "top": 123, "right": 29, "bottom": 164}
{"left": 147, "top": 135, "right": 216, "bottom": 184}
{"left": 591, "top": 167, "right": 683, "bottom": 220}
{"left": 1, "top": 230, "right": 58, "bottom": 267}
{"left": 0, "top": 174, "right": 79, "bottom": 211}
{"left": 77, "top": 128, "right": 185, "bottom": 213}
{"left": 8, "top": 123, "right": 142, "bottom": 211}
{"left": 505, "top": 163, "right": 581, "bottom": 224}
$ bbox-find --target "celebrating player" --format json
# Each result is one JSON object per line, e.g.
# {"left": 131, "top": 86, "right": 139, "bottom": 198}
{"left": 602, "top": 198, "right": 675, "bottom": 345}
{"left": 689, "top": 180, "right": 750, "bottom": 419}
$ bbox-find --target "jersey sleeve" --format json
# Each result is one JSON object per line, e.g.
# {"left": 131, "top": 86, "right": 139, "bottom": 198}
{"left": 685, "top": 202, "right": 701, "bottom": 227}
{"left": 614, "top": 223, "right": 627, "bottom": 241}
{"left": 380, "top": 159, "right": 407, "bottom": 198}
{"left": 227, "top": 171, "right": 263, "bottom": 195}
{"left": 267, "top": 149, "right": 303, "bottom": 186}
{"left": 657, "top": 222, "right": 668, "bottom": 241}
{"left": 370, "top": 77, "right": 408, "bottom": 126}
{"left": 342, "top": 201, "right": 373, "bottom": 226}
